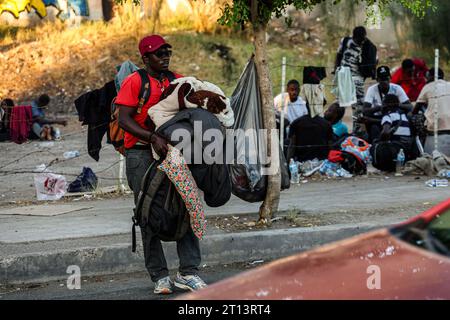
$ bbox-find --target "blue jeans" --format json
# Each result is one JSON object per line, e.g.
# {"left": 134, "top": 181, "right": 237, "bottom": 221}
{"left": 125, "top": 148, "right": 201, "bottom": 282}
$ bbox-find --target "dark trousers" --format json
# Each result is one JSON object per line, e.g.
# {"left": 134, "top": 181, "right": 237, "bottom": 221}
{"left": 125, "top": 148, "right": 201, "bottom": 282}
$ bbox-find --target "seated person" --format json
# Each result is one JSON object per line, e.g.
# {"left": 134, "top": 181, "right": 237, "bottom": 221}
{"left": 287, "top": 114, "right": 333, "bottom": 162}
{"left": 30, "top": 94, "right": 67, "bottom": 140}
{"left": 414, "top": 68, "right": 450, "bottom": 156}
{"left": 362, "top": 66, "right": 412, "bottom": 143}
{"left": 391, "top": 58, "right": 428, "bottom": 102}
{"left": 324, "top": 102, "right": 348, "bottom": 142}
{"left": 0, "top": 98, "right": 14, "bottom": 141}
{"left": 274, "top": 79, "right": 309, "bottom": 124}
{"left": 380, "top": 94, "right": 415, "bottom": 159}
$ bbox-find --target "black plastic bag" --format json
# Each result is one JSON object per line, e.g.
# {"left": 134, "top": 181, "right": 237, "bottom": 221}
{"left": 67, "top": 167, "right": 98, "bottom": 193}
{"left": 229, "top": 56, "right": 290, "bottom": 203}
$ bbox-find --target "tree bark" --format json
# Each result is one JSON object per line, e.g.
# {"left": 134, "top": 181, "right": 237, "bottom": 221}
{"left": 251, "top": 0, "right": 281, "bottom": 224}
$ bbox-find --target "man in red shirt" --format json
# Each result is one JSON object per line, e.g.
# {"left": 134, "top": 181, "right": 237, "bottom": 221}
{"left": 115, "top": 35, "right": 207, "bottom": 295}
{"left": 391, "top": 58, "right": 428, "bottom": 102}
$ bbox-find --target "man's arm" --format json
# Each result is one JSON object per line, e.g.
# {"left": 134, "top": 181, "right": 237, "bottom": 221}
{"left": 118, "top": 105, "right": 168, "bottom": 156}
{"left": 380, "top": 123, "right": 392, "bottom": 141}
{"left": 399, "top": 100, "right": 413, "bottom": 113}
{"left": 363, "top": 102, "right": 382, "bottom": 117}
{"left": 413, "top": 102, "right": 427, "bottom": 114}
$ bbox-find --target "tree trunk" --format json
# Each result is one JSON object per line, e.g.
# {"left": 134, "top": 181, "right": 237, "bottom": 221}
{"left": 251, "top": 0, "right": 281, "bottom": 225}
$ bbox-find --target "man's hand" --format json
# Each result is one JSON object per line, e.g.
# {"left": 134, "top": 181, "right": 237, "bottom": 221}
{"left": 150, "top": 133, "right": 169, "bottom": 157}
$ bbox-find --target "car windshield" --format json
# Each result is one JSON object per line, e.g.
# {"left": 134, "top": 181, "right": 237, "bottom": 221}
{"left": 427, "top": 208, "right": 450, "bottom": 252}
{"left": 393, "top": 208, "right": 450, "bottom": 257}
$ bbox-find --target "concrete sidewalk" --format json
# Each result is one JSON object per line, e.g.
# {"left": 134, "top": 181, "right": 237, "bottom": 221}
{"left": 0, "top": 175, "right": 448, "bottom": 284}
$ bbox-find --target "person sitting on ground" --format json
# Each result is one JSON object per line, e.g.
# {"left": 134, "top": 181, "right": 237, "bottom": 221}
{"left": 324, "top": 102, "right": 348, "bottom": 142}
{"left": 380, "top": 94, "right": 415, "bottom": 159}
{"left": 0, "top": 98, "right": 14, "bottom": 142}
{"left": 274, "top": 79, "right": 309, "bottom": 124}
{"left": 286, "top": 114, "right": 333, "bottom": 162}
{"left": 30, "top": 94, "right": 67, "bottom": 140}
{"left": 414, "top": 68, "right": 450, "bottom": 156}
{"left": 391, "top": 58, "right": 428, "bottom": 102}
{"left": 362, "top": 66, "right": 412, "bottom": 143}
{"left": 0, "top": 98, "right": 14, "bottom": 132}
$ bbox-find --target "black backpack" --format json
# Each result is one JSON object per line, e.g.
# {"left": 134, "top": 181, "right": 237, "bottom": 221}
{"left": 370, "top": 141, "right": 404, "bottom": 172}
{"left": 132, "top": 160, "right": 190, "bottom": 252}
{"left": 340, "top": 150, "right": 367, "bottom": 175}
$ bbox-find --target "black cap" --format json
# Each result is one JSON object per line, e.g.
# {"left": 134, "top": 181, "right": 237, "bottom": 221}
{"left": 377, "top": 66, "right": 391, "bottom": 80}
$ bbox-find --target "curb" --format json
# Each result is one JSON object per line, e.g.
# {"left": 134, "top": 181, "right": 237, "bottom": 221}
{"left": 0, "top": 223, "right": 385, "bottom": 285}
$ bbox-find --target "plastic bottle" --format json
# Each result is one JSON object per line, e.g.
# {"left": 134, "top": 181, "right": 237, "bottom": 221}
{"left": 63, "top": 150, "right": 80, "bottom": 159}
{"left": 395, "top": 149, "right": 405, "bottom": 176}
{"left": 53, "top": 128, "right": 61, "bottom": 140}
{"left": 289, "top": 158, "right": 299, "bottom": 184}
{"left": 319, "top": 160, "right": 337, "bottom": 177}
{"left": 425, "top": 179, "right": 449, "bottom": 188}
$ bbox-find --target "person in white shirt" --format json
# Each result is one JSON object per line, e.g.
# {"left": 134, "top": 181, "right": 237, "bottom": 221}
{"left": 274, "top": 79, "right": 309, "bottom": 124}
{"left": 380, "top": 94, "right": 415, "bottom": 158}
{"left": 362, "top": 66, "right": 412, "bottom": 143}
{"left": 414, "top": 68, "right": 450, "bottom": 156}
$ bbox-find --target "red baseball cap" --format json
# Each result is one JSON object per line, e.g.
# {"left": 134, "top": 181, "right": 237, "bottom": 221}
{"left": 138, "top": 35, "right": 171, "bottom": 56}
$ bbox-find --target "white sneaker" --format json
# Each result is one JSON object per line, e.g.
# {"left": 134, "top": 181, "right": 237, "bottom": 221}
{"left": 153, "top": 276, "right": 173, "bottom": 294}
{"left": 174, "top": 272, "right": 208, "bottom": 291}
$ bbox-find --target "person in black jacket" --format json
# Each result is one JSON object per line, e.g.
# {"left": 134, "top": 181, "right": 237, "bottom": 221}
{"left": 287, "top": 115, "right": 333, "bottom": 162}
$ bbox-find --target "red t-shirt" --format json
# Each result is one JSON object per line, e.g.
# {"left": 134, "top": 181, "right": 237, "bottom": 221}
{"left": 391, "top": 59, "right": 428, "bottom": 102}
{"left": 115, "top": 71, "right": 182, "bottom": 149}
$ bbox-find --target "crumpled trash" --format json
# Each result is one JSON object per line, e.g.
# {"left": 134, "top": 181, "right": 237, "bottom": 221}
{"left": 34, "top": 172, "right": 67, "bottom": 200}
{"left": 63, "top": 150, "right": 80, "bottom": 159}
{"left": 437, "top": 169, "right": 450, "bottom": 178}
{"left": 34, "top": 164, "right": 50, "bottom": 173}
{"left": 67, "top": 167, "right": 98, "bottom": 193}
{"left": 298, "top": 158, "right": 324, "bottom": 177}
{"left": 404, "top": 151, "right": 450, "bottom": 176}
{"left": 39, "top": 141, "right": 55, "bottom": 148}
{"left": 319, "top": 160, "right": 353, "bottom": 178}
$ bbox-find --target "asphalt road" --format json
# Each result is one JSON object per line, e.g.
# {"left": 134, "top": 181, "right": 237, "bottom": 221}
{"left": 0, "top": 262, "right": 264, "bottom": 300}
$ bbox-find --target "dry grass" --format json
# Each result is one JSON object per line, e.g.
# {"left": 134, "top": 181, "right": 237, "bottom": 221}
{"left": 0, "top": 7, "right": 252, "bottom": 110}
{"left": 0, "top": 5, "right": 344, "bottom": 112}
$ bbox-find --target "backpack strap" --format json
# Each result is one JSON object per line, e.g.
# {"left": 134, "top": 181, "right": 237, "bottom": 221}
{"left": 136, "top": 69, "right": 151, "bottom": 114}
{"left": 135, "top": 69, "right": 176, "bottom": 114}
{"left": 377, "top": 84, "right": 385, "bottom": 103}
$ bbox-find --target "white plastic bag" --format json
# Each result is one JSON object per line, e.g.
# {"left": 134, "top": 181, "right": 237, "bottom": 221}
{"left": 34, "top": 173, "right": 67, "bottom": 201}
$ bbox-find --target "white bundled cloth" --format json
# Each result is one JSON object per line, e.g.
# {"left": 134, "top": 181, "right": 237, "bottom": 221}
{"left": 148, "top": 76, "right": 235, "bottom": 159}
{"left": 332, "top": 66, "right": 357, "bottom": 107}
{"left": 148, "top": 76, "right": 234, "bottom": 129}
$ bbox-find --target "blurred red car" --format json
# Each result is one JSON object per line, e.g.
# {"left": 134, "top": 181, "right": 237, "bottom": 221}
{"left": 181, "top": 199, "right": 450, "bottom": 300}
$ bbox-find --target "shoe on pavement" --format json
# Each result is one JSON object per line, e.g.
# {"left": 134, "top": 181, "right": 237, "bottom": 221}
{"left": 174, "top": 272, "right": 208, "bottom": 291}
{"left": 153, "top": 276, "right": 173, "bottom": 294}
